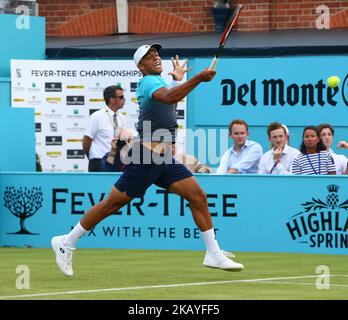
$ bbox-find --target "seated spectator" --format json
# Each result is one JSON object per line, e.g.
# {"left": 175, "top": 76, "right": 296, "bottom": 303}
{"left": 175, "top": 153, "right": 212, "bottom": 173}
{"left": 258, "top": 122, "right": 300, "bottom": 174}
{"left": 216, "top": 119, "right": 263, "bottom": 174}
{"left": 100, "top": 128, "right": 133, "bottom": 172}
{"left": 318, "top": 123, "right": 348, "bottom": 174}
{"left": 292, "top": 126, "right": 336, "bottom": 175}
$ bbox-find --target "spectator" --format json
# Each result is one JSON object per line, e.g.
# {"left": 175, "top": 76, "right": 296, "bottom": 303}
{"left": 216, "top": 119, "right": 263, "bottom": 174}
{"left": 175, "top": 153, "right": 212, "bottom": 173}
{"left": 292, "top": 126, "right": 336, "bottom": 175}
{"left": 258, "top": 122, "right": 300, "bottom": 174}
{"left": 318, "top": 123, "right": 348, "bottom": 174}
{"left": 82, "top": 85, "right": 128, "bottom": 172}
{"left": 100, "top": 127, "right": 134, "bottom": 172}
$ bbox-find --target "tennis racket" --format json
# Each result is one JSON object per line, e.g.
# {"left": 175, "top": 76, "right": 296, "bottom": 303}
{"left": 209, "top": 4, "right": 243, "bottom": 70}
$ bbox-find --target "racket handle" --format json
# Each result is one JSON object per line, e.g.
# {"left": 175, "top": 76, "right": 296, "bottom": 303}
{"left": 209, "top": 57, "right": 218, "bottom": 71}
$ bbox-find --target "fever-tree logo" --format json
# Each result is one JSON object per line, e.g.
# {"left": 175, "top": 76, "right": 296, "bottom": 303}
{"left": 3, "top": 186, "right": 43, "bottom": 235}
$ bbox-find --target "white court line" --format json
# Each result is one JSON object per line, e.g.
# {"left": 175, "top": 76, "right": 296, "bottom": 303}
{"left": 0, "top": 274, "right": 347, "bottom": 300}
{"left": 259, "top": 281, "right": 348, "bottom": 288}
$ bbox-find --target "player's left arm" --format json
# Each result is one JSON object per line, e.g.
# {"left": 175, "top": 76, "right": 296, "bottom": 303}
{"left": 168, "top": 55, "right": 191, "bottom": 81}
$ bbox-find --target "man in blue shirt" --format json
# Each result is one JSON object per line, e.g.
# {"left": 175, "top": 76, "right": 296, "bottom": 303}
{"left": 51, "top": 44, "right": 244, "bottom": 277}
{"left": 217, "top": 119, "right": 263, "bottom": 174}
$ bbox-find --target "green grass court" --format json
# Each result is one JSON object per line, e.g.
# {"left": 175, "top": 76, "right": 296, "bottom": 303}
{"left": 0, "top": 248, "right": 347, "bottom": 300}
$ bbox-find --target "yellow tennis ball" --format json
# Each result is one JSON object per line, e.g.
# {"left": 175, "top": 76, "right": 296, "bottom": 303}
{"left": 327, "top": 76, "right": 340, "bottom": 88}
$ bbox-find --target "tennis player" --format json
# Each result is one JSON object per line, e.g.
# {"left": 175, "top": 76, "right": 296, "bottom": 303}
{"left": 51, "top": 44, "right": 244, "bottom": 276}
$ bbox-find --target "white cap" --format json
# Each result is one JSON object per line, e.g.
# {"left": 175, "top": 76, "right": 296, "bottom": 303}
{"left": 134, "top": 44, "right": 162, "bottom": 66}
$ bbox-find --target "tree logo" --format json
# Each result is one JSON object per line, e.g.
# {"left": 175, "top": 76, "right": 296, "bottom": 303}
{"left": 3, "top": 186, "right": 43, "bottom": 235}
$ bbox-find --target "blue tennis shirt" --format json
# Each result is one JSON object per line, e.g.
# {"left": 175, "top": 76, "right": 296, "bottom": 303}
{"left": 136, "top": 75, "right": 177, "bottom": 143}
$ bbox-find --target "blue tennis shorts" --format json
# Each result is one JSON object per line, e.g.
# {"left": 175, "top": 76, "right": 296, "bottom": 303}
{"left": 114, "top": 143, "right": 193, "bottom": 197}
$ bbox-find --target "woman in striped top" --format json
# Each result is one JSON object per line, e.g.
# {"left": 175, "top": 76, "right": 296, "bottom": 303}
{"left": 292, "top": 126, "right": 336, "bottom": 175}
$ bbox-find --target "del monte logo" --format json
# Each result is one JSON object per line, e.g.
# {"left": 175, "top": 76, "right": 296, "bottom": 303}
{"left": 3, "top": 186, "right": 43, "bottom": 235}
{"left": 221, "top": 74, "right": 348, "bottom": 107}
{"left": 286, "top": 185, "right": 348, "bottom": 249}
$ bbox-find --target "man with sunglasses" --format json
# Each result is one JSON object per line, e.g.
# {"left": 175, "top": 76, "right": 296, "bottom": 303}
{"left": 82, "top": 85, "right": 128, "bottom": 172}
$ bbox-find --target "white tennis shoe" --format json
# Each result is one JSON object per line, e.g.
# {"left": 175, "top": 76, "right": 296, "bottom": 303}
{"left": 203, "top": 250, "right": 244, "bottom": 271}
{"left": 51, "top": 235, "right": 75, "bottom": 277}
{"left": 221, "top": 250, "right": 236, "bottom": 258}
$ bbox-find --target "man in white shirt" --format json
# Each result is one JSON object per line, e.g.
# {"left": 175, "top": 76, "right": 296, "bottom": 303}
{"left": 319, "top": 123, "right": 348, "bottom": 175}
{"left": 217, "top": 119, "right": 263, "bottom": 174}
{"left": 258, "top": 122, "right": 300, "bottom": 174}
{"left": 83, "top": 85, "right": 128, "bottom": 172}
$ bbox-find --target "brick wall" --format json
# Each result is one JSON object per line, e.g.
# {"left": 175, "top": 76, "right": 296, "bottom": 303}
{"left": 37, "top": 0, "right": 348, "bottom": 37}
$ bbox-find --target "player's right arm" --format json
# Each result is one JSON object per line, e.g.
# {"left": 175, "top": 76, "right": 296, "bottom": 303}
{"left": 153, "top": 69, "right": 216, "bottom": 105}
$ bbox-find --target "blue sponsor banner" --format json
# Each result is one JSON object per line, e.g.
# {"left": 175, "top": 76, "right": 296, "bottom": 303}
{"left": 1, "top": 173, "right": 348, "bottom": 254}
{"left": 192, "top": 56, "right": 348, "bottom": 126}
{"left": 0, "top": 14, "right": 45, "bottom": 77}
{"left": 0, "top": 108, "right": 35, "bottom": 171}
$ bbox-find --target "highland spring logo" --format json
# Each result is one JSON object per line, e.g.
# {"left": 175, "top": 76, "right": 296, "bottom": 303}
{"left": 286, "top": 185, "right": 348, "bottom": 249}
{"left": 3, "top": 187, "right": 43, "bottom": 235}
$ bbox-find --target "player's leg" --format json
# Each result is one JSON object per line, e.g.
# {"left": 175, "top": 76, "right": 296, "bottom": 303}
{"left": 51, "top": 186, "right": 132, "bottom": 277}
{"left": 159, "top": 163, "right": 243, "bottom": 271}
{"left": 64, "top": 186, "right": 132, "bottom": 248}
{"left": 80, "top": 186, "right": 132, "bottom": 230}
{"left": 168, "top": 176, "right": 221, "bottom": 253}
{"left": 169, "top": 176, "right": 212, "bottom": 231}
{"left": 52, "top": 144, "right": 163, "bottom": 276}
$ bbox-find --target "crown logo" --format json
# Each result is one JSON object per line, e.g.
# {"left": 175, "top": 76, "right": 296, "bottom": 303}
{"left": 327, "top": 184, "right": 339, "bottom": 193}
